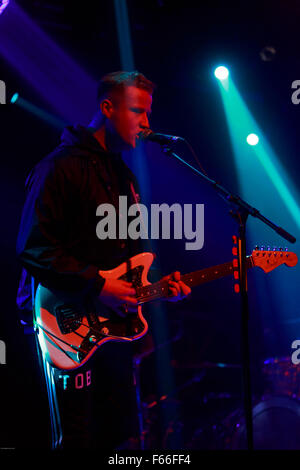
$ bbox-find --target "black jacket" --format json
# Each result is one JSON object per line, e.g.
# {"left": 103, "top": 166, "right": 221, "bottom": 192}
{"left": 16, "top": 124, "right": 143, "bottom": 313}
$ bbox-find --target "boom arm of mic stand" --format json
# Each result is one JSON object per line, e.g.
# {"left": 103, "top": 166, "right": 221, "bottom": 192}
{"left": 162, "top": 146, "right": 296, "bottom": 243}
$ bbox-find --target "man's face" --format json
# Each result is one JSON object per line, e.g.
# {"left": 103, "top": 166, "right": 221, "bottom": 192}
{"left": 107, "top": 85, "right": 152, "bottom": 149}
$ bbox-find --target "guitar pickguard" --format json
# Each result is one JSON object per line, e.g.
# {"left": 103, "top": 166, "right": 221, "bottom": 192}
{"left": 119, "top": 265, "right": 144, "bottom": 287}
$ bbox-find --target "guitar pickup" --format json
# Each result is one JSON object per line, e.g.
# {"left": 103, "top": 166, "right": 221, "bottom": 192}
{"left": 55, "top": 304, "right": 83, "bottom": 334}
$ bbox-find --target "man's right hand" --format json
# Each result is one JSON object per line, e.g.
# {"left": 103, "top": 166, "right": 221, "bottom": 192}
{"left": 98, "top": 278, "right": 138, "bottom": 317}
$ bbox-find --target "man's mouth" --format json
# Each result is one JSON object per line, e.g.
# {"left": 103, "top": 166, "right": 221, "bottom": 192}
{"left": 137, "top": 129, "right": 153, "bottom": 141}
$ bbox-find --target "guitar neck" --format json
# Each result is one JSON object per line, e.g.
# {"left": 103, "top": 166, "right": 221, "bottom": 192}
{"left": 181, "top": 256, "right": 253, "bottom": 288}
{"left": 136, "top": 256, "right": 254, "bottom": 304}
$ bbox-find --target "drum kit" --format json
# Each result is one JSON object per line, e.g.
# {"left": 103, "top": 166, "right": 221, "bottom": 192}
{"left": 133, "top": 350, "right": 300, "bottom": 450}
{"left": 221, "top": 356, "right": 300, "bottom": 450}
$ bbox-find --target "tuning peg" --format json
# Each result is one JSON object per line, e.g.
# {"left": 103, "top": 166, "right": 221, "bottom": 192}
{"left": 260, "top": 245, "right": 265, "bottom": 251}
{"left": 267, "top": 245, "right": 271, "bottom": 251}
{"left": 273, "top": 246, "right": 278, "bottom": 251}
{"left": 254, "top": 245, "right": 259, "bottom": 250}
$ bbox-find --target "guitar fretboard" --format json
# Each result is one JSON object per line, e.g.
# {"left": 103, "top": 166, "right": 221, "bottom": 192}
{"left": 136, "top": 256, "right": 253, "bottom": 304}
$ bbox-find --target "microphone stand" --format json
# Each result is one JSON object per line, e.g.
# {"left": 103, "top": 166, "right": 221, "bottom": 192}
{"left": 161, "top": 145, "right": 296, "bottom": 450}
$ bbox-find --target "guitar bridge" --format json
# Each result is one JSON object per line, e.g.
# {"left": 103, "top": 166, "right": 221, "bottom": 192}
{"left": 55, "top": 304, "right": 83, "bottom": 334}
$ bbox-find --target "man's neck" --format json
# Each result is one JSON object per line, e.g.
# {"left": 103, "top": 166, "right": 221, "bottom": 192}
{"left": 88, "top": 113, "right": 108, "bottom": 151}
{"left": 91, "top": 126, "right": 108, "bottom": 151}
{"left": 88, "top": 115, "right": 126, "bottom": 154}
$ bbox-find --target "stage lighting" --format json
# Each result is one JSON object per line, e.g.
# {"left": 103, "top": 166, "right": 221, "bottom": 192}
{"left": 214, "top": 66, "right": 229, "bottom": 81}
{"left": 260, "top": 45, "right": 276, "bottom": 62}
{"left": 246, "top": 133, "right": 259, "bottom": 146}
{"left": 11, "top": 92, "right": 19, "bottom": 103}
{"left": 0, "top": 0, "right": 9, "bottom": 16}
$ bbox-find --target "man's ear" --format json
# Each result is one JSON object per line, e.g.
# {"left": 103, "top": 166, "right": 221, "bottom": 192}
{"left": 100, "top": 99, "right": 114, "bottom": 118}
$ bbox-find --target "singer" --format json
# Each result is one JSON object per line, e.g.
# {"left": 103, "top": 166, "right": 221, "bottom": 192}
{"left": 16, "top": 70, "right": 191, "bottom": 449}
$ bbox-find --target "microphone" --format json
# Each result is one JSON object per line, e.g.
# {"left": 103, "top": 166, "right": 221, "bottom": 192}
{"left": 138, "top": 129, "right": 184, "bottom": 145}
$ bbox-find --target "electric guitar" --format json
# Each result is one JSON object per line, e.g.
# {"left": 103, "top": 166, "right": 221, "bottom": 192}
{"left": 34, "top": 249, "right": 298, "bottom": 370}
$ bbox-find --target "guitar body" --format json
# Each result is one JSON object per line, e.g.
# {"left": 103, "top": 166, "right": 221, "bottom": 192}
{"left": 34, "top": 252, "right": 154, "bottom": 370}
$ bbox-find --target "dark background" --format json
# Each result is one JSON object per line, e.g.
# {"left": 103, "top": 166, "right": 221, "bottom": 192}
{"left": 0, "top": 0, "right": 300, "bottom": 449}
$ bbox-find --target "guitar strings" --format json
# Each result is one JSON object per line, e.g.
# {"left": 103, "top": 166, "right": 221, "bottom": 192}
{"left": 137, "top": 281, "right": 169, "bottom": 303}
{"left": 36, "top": 321, "right": 87, "bottom": 354}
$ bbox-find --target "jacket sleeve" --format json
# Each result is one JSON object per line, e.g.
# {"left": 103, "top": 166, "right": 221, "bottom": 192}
{"left": 16, "top": 156, "right": 105, "bottom": 298}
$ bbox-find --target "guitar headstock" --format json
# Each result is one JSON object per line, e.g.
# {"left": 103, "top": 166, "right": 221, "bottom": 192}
{"left": 251, "top": 246, "right": 298, "bottom": 273}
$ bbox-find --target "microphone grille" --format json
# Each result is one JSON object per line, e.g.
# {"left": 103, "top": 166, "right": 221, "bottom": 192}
{"left": 138, "top": 129, "right": 154, "bottom": 140}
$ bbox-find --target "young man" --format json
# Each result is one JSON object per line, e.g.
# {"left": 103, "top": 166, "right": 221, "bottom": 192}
{"left": 16, "top": 71, "right": 191, "bottom": 449}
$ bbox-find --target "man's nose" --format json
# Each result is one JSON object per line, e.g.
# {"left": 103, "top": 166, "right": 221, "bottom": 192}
{"left": 140, "top": 113, "right": 150, "bottom": 129}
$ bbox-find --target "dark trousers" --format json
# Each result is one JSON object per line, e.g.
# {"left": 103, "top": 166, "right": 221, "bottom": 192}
{"left": 35, "top": 335, "right": 140, "bottom": 449}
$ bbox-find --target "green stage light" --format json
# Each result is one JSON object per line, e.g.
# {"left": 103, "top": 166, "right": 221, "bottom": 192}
{"left": 11, "top": 94, "right": 66, "bottom": 128}
{"left": 246, "top": 133, "right": 259, "bottom": 145}
{"left": 214, "top": 66, "right": 229, "bottom": 81}
{"left": 10, "top": 92, "right": 19, "bottom": 103}
{"left": 216, "top": 73, "right": 300, "bottom": 230}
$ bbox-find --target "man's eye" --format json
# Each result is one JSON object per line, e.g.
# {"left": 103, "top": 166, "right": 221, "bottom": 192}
{"left": 130, "top": 108, "right": 151, "bottom": 118}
